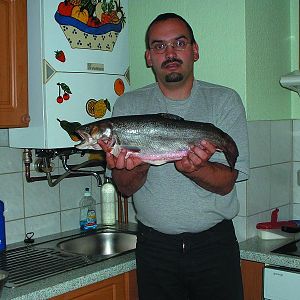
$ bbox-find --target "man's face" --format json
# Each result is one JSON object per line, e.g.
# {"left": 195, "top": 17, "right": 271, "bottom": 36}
{"left": 145, "top": 18, "right": 199, "bottom": 87}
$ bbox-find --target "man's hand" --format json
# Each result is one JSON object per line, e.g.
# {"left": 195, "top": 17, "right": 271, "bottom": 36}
{"left": 98, "top": 140, "right": 145, "bottom": 171}
{"left": 175, "top": 140, "right": 216, "bottom": 173}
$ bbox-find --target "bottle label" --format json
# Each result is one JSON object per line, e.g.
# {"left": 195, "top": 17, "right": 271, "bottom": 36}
{"left": 84, "top": 209, "right": 97, "bottom": 230}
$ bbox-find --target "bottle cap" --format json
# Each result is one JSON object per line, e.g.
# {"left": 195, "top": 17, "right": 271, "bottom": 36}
{"left": 84, "top": 187, "right": 91, "bottom": 196}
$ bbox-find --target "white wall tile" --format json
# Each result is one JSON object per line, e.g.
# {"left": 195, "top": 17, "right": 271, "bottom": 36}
{"left": 6, "top": 219, "right": 25, "bottom": 245}
{"left": 25, "top": 213, "right": 61, "bottom": 239}
{"left": 248, "top": 121, "right": 271, "bottom": 168}
{"left": 271, "top": 120, "right": 292, "bottom": 164}
{"left": 0, "top": 130, "right": 9, "bottom": 146}
{"left": 61, "top": 208, "right": 80, "bottom": 232}
{"left": 293, "top": 120, "right": 300, "bottom": 161}
{"left": 292, "top": 203, "right": 300, "bottom": 219}
{"left": 276, "top": 205, "right": 291, "bottom": 221}
{"left": 24, "top": 173, "right": 60, "bottom": 217}
{"left": 236, "top": 181, "right": 247, "bottom": 216}
{"left": 233, "top": 216, "right": 246, "bottom": 242}
{"left": 60, "top": 176, "right": 92, "bottom": 210}
{"left": 91, "top": 180, "right": 102, "bottom": 204}
{"left": 247, "top": 167, "right": 270, "bottom": 215}
{"left": 293, "top": 162, "right": 300, "bottom": 203}
{"left": 0, "top": 147, "right": 23, "bottom": 173}
{"left": 0, "top": 173, "right": 24, "bottom": 220}
{"left": 270, "top": 163, "right": 292, "bottom": 208}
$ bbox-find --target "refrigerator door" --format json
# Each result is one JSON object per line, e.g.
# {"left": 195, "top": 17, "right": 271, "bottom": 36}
{"left": 9, "top": 0, "right": 129, "bottom": 149}
{"left": 10, "top": 72, "right": 129, "bottom": 149}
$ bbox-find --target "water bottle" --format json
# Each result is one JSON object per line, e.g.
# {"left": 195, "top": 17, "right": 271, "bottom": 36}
{"left": 79, "top": 188, "right": 97, "bottom": 231}
{"left": 0, "top": 200, "right": 6, "bottom": 251}
{"left": 101, "top": 178, "right": 116, "bottom": 225}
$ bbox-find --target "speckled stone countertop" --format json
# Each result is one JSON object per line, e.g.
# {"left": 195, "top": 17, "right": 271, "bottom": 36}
{"left": 239, "top": 235, "right": 300, "bottom": 269}
{"left": 1, "top": 223, "right": 137, "bottom": 300}
{"left": 4, "top": 228, "right": 300, "bottom": 299}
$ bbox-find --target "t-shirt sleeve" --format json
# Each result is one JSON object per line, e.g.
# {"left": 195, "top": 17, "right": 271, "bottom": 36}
{"left": 211, "top": 89, "right": 249, "bottom": 182}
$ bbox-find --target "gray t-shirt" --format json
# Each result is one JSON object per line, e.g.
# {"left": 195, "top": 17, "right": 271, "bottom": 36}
{"left": 111, "top": 80, "right": 249, "bottom": 234}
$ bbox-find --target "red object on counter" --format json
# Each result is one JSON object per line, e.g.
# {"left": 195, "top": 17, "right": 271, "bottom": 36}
{"left": 256, "top": 208, "right": 298, "bottom": 229}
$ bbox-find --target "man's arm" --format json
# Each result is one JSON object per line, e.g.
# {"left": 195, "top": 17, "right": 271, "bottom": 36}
{"left": 112, "top": 162, "right": 150, "bottom": 196}
{"left": 175, "top": 140, "right": 238, "bottom": 196}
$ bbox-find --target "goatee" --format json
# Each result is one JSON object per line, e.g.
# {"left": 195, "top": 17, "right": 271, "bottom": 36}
{"left": 165, "top": 72, "right": 184, "bottom": 82}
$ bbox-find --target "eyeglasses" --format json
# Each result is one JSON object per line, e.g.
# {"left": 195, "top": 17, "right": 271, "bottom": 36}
{"left": 150, "top": 39, "right": 191, "bottom": 54}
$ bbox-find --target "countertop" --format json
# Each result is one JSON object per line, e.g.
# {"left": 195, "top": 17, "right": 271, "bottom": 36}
{"left": 1, "top": 223, "right": 137, "bottom": 300}
{"left": 3, "top": 228, "right": 300, "bottom": 299}
{"left": 239, "top": 235, "right": 300, "bottom": 269}
{"left": 2, "top": 252, "right": 136, "bottom": 300}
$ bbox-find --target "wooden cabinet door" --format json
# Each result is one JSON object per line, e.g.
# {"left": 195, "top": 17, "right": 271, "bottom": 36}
{"left": 0, "top": 0, "right": 29, "bottom": 128}
{"left": 51, "top": 270, "right": 138, "bottom": 300}
{"left": 241, "top": 259, "right": 264, "bottom": 300}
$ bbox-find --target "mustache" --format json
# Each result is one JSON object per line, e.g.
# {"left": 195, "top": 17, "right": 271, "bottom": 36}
{"left": 161, "top": 58, "right": 183, "bottom": 68}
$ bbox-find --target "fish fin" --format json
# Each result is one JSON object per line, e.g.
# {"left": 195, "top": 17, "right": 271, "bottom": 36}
{"left": 158, "top": 113, "right": 184, "bottom": 121}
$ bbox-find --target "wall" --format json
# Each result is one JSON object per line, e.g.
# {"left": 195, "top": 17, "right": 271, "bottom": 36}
{"left": 127, "top": 0, "right": 296, "bottom": 241}
{"left": 0, "top": 0, "right": 298, "bottom": 244}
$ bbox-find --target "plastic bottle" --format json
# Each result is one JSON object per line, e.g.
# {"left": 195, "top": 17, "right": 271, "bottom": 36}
{"left": 0, "top": 200, "right": 6, "bottom": 251}
{"left": 79, "top": 188, "right": 97, "bottom": 231}
{"left": 101, "top": 178, "right": 116, "bottom": 225}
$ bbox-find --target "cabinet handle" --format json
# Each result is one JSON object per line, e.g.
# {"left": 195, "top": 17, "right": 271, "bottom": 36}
{"left": 21, "top": 114, "right": 31, "bottom": 124}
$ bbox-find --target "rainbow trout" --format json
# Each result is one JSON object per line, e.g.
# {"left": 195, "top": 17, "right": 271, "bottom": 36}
{"left": 75, "top": 113, "right": 239, "bottom": 169}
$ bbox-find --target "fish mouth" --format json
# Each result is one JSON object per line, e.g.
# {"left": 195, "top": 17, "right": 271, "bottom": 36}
{"left": 74, "top": 130, "right": 100, "bottom": 150}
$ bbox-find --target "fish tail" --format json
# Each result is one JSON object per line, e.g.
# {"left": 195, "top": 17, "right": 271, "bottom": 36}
{"left": 222, "top": 137, "right": 239, "bottom": 170}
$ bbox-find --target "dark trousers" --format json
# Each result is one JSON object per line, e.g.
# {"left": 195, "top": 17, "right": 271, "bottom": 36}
{"left": 136, "top": 220, "right": 243, "bottom": 300}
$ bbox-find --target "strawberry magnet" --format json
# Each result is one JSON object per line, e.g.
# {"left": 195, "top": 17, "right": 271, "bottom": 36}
{"left": 55, "top": 50, "right": 66, "bottom": 63}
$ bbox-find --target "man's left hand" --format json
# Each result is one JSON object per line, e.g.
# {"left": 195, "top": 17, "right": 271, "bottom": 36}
{"left": 175, "top": 140, "right": 216, "bottom": 173}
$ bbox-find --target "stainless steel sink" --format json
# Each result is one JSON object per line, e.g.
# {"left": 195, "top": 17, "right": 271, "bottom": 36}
{"left": 57, "top": 231, "right": 137, "bottom": 257}
{"left": 1, "top": 226, "right": 137, "bottom": 287}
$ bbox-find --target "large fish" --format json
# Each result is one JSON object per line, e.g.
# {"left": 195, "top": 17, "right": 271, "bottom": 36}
{"left": 75, "top": 113, "right": 239, "bottom": 169}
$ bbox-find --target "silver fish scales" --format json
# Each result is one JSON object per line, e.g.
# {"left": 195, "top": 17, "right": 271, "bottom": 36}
{"left": 75, "top": 113, "right": 239, "bottom": 169}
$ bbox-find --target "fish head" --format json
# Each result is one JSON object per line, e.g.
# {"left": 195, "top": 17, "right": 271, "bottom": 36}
{"left": 75, "top": 122, "right": 113, "bottom": 150}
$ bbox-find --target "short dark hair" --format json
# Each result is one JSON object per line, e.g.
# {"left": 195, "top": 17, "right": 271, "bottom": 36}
{"left": 145, "top": 13, "right": 196, "bottom": 49}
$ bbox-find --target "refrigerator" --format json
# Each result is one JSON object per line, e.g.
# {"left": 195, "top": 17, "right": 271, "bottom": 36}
{"left": 9, "top": 0, "right": 129, "bottom": 149}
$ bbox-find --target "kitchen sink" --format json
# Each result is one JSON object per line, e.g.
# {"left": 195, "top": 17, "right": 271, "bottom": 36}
{"left": 57, "top": 231, "right": 137, "bottom": 257}
{"left": 1, "top": 226, "right": 137, "bottom": 287}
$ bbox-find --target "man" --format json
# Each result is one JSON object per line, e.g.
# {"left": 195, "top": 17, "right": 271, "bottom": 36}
{"left": 101, "top": 13, "right": 249, "bottom": 300}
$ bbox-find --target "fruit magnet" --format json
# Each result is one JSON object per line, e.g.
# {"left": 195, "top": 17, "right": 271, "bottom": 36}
{"left": 55, "top": 50, "right": 66, "bottom": 62}
{"left": 86, "top": 98, "right": 111, "bottom": 118}
{"left": 114, "top": 78, "right": 125, "bottom": 96}
{"left": 57, "top": 82, "right": 72, "bottom": 104}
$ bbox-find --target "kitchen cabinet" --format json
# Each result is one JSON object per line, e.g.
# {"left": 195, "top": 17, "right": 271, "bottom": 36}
{"left": 241, "top": 259, "right": 264, "bottom": 300}
{"left": 0, "top": 0, "right": 29, "bottom": 128}
{"left": 51, "top": 270, "right": 138, "bottom": 300}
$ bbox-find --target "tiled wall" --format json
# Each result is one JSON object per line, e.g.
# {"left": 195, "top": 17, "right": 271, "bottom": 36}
{"left": 0, "top": 120, "right": 298, "bottom": 244}
{"left": 0, "top": 129, "right": 136, "bottom": 245}
{"left": 234, "top": 119, "right": 293, "bottom": 242}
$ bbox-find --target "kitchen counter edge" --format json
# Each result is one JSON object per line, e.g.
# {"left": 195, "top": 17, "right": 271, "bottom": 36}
{"left": 239, "top": 236, "right": 300, "bottom": 269}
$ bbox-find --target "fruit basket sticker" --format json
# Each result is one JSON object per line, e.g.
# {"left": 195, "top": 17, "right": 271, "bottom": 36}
{"left": 55, "top": 0, "right": 126, "bottom": 51}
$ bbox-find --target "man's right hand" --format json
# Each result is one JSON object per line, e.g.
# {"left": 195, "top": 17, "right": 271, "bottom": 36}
{"left": 98, "top": 140, "right": 145, "bottom": 171}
